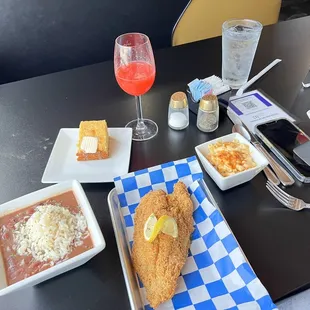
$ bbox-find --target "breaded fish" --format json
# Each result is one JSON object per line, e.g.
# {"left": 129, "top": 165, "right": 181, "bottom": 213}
{"left": 132, "top": 182, "right": 194, "bottom": 309}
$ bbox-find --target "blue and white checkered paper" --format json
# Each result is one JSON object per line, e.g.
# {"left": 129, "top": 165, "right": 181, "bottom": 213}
{"left": 114, "top": 156, "right": 277, "bottom": 310}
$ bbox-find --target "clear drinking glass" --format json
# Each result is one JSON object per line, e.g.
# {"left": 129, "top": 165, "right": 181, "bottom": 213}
{"left": 222, "top": 19, "right": 263, "bottom": 89}
{"left": 114, "top": 33, "right": 158, "bottom": 141}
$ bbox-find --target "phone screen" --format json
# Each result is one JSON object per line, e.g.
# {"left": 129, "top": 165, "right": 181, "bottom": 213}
{"left": 256, "top": 119, "right": 310, "bottom": 178}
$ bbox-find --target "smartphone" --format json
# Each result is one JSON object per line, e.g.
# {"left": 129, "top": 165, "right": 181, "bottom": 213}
{"left": 293, "top": 142, "right": 310, "bottom": 167}
{"left": 255, "top": 118, "right": 310, "bottom": 183}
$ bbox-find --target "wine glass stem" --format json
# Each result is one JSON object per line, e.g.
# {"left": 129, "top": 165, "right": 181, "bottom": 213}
{"left": 135, "top": 95, "right": 146, "bottom": 130}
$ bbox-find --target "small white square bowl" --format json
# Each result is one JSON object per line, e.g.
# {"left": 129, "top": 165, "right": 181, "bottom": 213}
{"left": 0, "top": 180, "right": 105, "bottom": 296}
{"left": 195, "top": 133, "right": 268, "bottom": 191}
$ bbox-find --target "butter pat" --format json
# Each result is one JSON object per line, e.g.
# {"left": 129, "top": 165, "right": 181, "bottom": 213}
{"left": 81, "top": 136, "right": 98, "bottom": 153}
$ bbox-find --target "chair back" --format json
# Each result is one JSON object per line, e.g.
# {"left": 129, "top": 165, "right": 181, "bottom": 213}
{"left": 172, "top": 0, "right": 281, "bottom": 46}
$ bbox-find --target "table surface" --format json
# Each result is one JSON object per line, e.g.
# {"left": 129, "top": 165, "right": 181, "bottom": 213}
{"left": 1, "top": 16, "right": 310, "bottom": 310}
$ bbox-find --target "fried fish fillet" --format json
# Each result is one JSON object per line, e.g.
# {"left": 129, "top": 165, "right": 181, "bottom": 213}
{"left": 132, "top": 182, "right": 194, "bottom": 309}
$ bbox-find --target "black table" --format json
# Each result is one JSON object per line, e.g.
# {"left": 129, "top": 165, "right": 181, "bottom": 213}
{"left": 2, "top": 17, "right": 310, "bottom": 310}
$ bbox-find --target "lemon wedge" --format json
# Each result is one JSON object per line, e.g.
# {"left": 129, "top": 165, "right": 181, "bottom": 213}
{"left": 161, "top": 217, "right": 178, "bottom": 238}
{"left": 144, "top": 214, "right": 178, "bottom": 242}
{"left": 144, "top": 213, "right": 158, "bottom": 242}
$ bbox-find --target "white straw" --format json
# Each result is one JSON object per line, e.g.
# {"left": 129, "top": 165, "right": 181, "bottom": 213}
{"left": 302, "top": 81, "right": 310, "bottom": 88}
{"left": 236, "top": 59, "right": 282, "bottom": 96}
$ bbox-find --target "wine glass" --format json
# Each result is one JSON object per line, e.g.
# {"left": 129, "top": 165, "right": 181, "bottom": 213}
{"left": 114, "top": 33, "right": 158, "bottom": 141}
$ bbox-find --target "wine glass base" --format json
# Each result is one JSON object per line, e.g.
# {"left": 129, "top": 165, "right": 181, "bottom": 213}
{"left": 125, "top": 119, "right": 158, "bottom": 141}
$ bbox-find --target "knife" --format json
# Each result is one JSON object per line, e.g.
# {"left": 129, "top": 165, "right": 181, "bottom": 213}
{"left": 228, "top": 110, "right": 295, "bottom": 186}
{"left": 232, "top": 123, "right": 280, "bottom": 185}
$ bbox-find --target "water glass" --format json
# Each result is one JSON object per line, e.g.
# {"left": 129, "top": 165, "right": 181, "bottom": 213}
{"left": 222, "top": 19, "right": 263, "bottom": 89}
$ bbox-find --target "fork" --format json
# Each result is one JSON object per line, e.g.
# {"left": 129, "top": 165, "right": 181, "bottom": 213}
{"left": 266, "top": 180, "right": 310, "bottom": 211}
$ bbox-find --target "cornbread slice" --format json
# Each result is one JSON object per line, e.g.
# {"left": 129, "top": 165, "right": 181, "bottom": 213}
{"left": 76, "top": 120, "right": 109, "bottom": 161}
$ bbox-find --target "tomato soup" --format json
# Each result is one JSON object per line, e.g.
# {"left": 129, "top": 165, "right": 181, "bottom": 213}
{"left": 0, "top": 190, "right": 93, "bottom": 285}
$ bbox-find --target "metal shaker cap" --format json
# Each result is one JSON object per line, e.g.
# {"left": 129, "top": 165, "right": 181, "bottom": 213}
{"left": 170, "top": 91, "right": 188, "bottom": 109}
{"left": 199, "top": 94, "right": 218, "bottom": 111}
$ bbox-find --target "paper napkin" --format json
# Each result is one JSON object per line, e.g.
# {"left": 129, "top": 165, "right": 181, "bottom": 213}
{"left": 114, "top": 156, "right": 277, "bottom": 310}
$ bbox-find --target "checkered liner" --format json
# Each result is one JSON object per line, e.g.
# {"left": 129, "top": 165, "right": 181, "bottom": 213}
{"left": 114, "top": 156, "right": 277, "bottom": 310}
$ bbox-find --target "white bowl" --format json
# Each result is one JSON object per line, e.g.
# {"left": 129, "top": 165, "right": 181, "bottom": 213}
{"left": 195, "top": 133, "right": 268, "bottom": 191}
{"left": 0, "top": 180, "right": 105, "bottom": 296}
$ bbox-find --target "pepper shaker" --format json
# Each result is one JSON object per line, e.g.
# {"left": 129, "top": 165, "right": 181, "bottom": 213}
{"left": 168, "top": 92, "right": 189, "bottom": 130}
{"left": 196, "top": 94, "right": 219, "bottom": 132}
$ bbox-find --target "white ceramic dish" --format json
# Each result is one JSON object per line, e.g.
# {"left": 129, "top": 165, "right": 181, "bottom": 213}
{"left": 195, "top": 132, "right": 268, "bottom": 190}
{"left": 0, "top": 180, "right": 105, "bottom": 296}
{"left": 42, "top": 128, "right": 132, "bottom": 183}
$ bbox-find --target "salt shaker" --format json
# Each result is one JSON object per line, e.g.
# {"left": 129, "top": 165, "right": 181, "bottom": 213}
{"left": 196, "top": 94, "right": 219, "bottom": 132}
{"left": 168, "top": 92, "right": 189, "bottom": 130}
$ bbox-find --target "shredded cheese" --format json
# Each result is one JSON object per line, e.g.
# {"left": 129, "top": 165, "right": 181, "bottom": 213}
{"left": 13, "top": 204, "right": 87, "bottom": 262}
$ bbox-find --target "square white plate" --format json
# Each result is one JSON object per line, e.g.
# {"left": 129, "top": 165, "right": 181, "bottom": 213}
{"left": 42, "top": 128, "right": 132, "bottom": 183}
